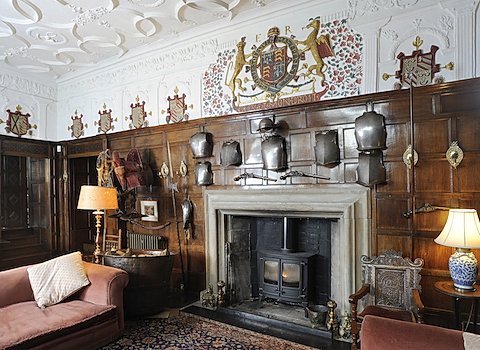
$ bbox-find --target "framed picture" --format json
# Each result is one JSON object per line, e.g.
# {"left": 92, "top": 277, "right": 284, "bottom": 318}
{"left": 140, "top": 200, "right": 158, "bottom": 222}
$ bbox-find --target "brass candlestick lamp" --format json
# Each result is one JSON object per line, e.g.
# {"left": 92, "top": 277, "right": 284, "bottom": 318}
{"left": 77, "top": 185, "right": 118, "bottom": 263}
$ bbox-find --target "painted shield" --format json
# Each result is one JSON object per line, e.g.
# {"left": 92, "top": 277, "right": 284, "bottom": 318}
{"left": 260, "top": 46, "right": 288, "bottom": 84}
{"left": 98, "top": 110, "right": 113, "bottom": 133}
{"left": 167, "top": 94, "right": 187, "bottom": 123}
{"left": 71, "top": 117, "right": 84, "bottom": 138}
{"left": 396, "top": 46, "right": 440, "bottom": 87}
{"left": 250, "top": 34, "right": 299, "bottom": 95}
{"left": 6, "top": 108, "right": 31, "bottom": 137}
{"left": 130, "top": 101, "right": 146, "bottom": 129}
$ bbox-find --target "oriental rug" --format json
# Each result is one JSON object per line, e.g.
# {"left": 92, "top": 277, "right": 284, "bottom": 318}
{"left": 101, "top": 313, "right": 317, "bottom": 349}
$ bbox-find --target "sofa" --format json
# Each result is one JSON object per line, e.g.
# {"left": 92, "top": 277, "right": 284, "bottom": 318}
{"left": 360, "top": 315, "right": 480, "bottom": 350}
{"left": 0, "top": 261, "right": 129, "bottom": 350}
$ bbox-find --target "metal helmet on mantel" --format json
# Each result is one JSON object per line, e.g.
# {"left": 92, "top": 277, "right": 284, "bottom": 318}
{"left": 354, "top": 111, "right": 387, "bottom": 151}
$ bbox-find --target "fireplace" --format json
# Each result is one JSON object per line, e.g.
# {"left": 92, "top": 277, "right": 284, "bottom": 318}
{"left": 204, "top": 184, "right": 371, "bottom": 315}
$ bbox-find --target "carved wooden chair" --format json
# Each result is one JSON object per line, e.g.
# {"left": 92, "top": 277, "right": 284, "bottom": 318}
{"left": 349, "top": 249, "right": 424, "bottom": 350}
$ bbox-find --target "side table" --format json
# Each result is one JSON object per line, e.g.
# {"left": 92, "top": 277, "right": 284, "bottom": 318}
{"left": 434, "top": 280, "right": 480, "bottom": 332}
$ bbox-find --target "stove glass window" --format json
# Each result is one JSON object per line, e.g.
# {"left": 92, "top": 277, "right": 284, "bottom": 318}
{"left": 264, "top": 260, "right": 279, "bottom": 285}
{"left": 282, "top": 262, "right": 300, "bottom": 288}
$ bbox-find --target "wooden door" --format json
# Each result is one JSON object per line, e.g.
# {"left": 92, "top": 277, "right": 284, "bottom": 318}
{"left": 69, "top": 157, "right": 97, "bottom": 252}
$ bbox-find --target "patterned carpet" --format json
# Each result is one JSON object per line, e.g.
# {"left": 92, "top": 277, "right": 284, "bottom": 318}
{"left": 101, "top": 313, "right": 317, "bottom": 349}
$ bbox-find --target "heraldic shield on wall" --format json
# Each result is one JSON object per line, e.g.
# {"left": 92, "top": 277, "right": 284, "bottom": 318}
{"left": 68, "top": 110, "right": 86, "bottom": 139}
{"left": 2, "top": 105, "right": 36, "bottom": 137}
{"left": 163, "top": 87, "right": 193, "bottom": 124}
{"left": 96, "top": 103, "right": 115, "bottom": 134}
{"left": 225, "top": 17, "right": 335, "bottom": 112}
{"left": 128, "top": 96, "right": 149, "bottom": 129}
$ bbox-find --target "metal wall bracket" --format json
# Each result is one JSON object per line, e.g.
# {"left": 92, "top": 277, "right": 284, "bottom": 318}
{"left": 446, "top": 141, "right": 463, "bottom": 169}
{"left": 402, "top": 144, "right": 418, "bottom": 169}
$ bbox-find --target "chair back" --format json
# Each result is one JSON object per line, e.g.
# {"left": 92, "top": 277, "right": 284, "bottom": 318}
{"left": 361, "top": 249, "right": 424, "bottom": 311}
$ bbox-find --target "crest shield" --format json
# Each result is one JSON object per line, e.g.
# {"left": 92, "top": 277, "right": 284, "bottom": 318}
{"left": 129, "top": 96, "right": 147, "bottom": 129}
{"left": 260, "top": 46, "right": 289, "bottom": 83}
{"left": 68, "top": 110, "right": 85, "bottom": 139}
{"left": 250, "top": 27, "right": 300, "bottom": 95}
{"left": 167, "top": 93, "right": 187, "bottom": 123}
{"left": 396, "top": 45, "right": 440, "bottom": 87}
{"left": 5, "top": 105, "right": 32, "bottom": 137}
{"left": 97, "top": 105, "right": 114, "bottom": 133}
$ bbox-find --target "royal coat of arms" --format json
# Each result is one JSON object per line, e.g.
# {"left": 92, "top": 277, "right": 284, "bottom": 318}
{"left": 225, "top": 18, "right": 335, "bottom": 112}
{"left": 164, "top": 87, "right": 192, "bottom": 123}
{"left": 68, "top": 110, "right": 86, "bottom": 139}
{"left": 3, "top": 105, "right": 36, "bottom": 137}
{"left": 96, "top": 103, "right": 115, "bottom": 133}
{"left": 128, "top": 96, "right": 148, "bottom": 129}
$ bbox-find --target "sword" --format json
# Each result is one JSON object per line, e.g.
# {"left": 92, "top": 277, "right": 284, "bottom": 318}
{"left": 280, "top": 170, "right": 330, "bottom": 180}
{"left": 233, "top": 172, "right": 277, "bottom": 182}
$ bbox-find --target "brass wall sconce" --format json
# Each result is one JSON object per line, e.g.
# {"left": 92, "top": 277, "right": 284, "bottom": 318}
{"left": 446, "top": 141, "right": 463, "bottom": 169}
{"left": 402, "top": 145, "right": 418, "bottom": 169}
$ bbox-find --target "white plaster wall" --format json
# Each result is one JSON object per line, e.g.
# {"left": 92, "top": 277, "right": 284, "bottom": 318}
{"left": 0, "top": 69, "right": 57, "bottom": 140}
{"left": 0, "top": 0, "right": 478, "bottom": 141}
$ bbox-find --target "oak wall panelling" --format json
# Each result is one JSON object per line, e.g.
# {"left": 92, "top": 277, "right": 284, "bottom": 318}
{"left": 59, "top": 77, "right": 480, "bottom": 326}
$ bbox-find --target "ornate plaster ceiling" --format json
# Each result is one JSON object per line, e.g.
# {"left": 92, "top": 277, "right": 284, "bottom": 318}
{"left": 0, "top": 0, "right": 276, "bottom": 80}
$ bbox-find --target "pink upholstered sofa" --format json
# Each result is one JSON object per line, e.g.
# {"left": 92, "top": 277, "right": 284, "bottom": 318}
{"left": 0, "top": 261, "right": 129, "bottom": 350}
{"left": 360, "top": 315, "right": 480, "bottom": 350}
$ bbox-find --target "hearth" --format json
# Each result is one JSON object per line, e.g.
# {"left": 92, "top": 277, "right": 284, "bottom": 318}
{"left": 204, "top": 185, "right": 371, "bottom": 316}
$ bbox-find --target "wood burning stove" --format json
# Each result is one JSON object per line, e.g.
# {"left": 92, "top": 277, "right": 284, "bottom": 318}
{"left": 258, "top": 217, "right": 316, "bottom": 305}
{"left": 258, "top": 250, "right": 315, "bottom": 304}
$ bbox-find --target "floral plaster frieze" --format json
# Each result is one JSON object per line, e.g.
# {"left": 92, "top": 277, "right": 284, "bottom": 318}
{"left": 57, "top": 38, "right": 219, "bottom": 100}
{"left": 0, "top": 72, "right": 56, "bottom": 101}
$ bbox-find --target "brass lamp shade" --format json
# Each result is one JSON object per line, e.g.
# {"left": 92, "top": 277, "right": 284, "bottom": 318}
{"left": 434, "top": 209, "right": 480, "bottom": 249}
{"left": 77, "top": 185, "right": 118, "bottom": 211}
{"left": 77, "top": 185, "right": 118, "bottom": 264}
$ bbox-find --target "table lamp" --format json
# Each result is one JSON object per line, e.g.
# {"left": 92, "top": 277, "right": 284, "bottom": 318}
{"left": 434, "top": 209, "right": 480, "bottom": 291}
{"left": 77, "top": 185, "right": 118, "bottom": 263}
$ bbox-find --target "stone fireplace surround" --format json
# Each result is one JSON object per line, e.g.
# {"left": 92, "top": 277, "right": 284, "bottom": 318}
{"left": 204, "top": 184, "right": 371, "bottom": 315}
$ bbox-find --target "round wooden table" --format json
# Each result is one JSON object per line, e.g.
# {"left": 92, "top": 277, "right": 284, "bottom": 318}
{"left": 434, "top": 280, "right": 480, "bottom": 332}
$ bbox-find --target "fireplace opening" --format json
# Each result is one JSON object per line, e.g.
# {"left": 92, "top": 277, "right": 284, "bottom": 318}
{"left": 225, "top": 214, "right": 333, "bottom": 308}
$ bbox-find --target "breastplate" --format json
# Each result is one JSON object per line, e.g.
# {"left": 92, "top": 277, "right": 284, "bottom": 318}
{"left": 220, "top": 141, "right": 242, "bottom": 166}
{"left": 195, "top": 161, "right": 213, "bottom": 186}
{"left": 190, "top": 132, "right": 213, "bottom": 158}
{"left": 355, "top": 111, "right": 387, "bottom": 151}
{"left": 356, "top": 150, "right": 386, "bottom": 187}
{"left": 261, "top": 135, "right": 287, "bottom": 171}
{"left": 315, "top": 130, "right": 340, "bottom": 165}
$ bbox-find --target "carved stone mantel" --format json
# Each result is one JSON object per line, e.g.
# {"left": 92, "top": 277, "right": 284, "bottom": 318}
{"left": 204, "top": 184, "right": 371, "bottom": 315}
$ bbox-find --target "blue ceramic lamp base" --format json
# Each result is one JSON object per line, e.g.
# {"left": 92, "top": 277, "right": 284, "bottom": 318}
{"left": 449, "top": 248, "right": 478, "bottom": 291}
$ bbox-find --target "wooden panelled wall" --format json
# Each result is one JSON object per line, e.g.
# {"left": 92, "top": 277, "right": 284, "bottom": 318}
{"left": 62, "top": 78, "right": 480, "bottom": 324}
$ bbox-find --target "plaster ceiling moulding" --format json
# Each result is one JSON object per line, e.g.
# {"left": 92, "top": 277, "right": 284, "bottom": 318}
{"left": 0, "top": 20, "right": 15, "bottom": 37}
{"left": 127, "top": 0, "right": 166, "bottom": 8}
{"left": 26, "top": 27, "right": 68, "bottom": 44}
{"left": 175, "top": 0, "right": 241, "bottom": 23}
{"left": 2, "top": 0, "right": 42, "bottom": 24}
{"left": 134, "top": 16, "right": 161, "bottom": 37}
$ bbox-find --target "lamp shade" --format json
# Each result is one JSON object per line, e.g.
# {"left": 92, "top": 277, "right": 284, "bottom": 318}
{"left": 77, "top": 185, "right": 118, "bottom": 211}
{"left": 434, "top": 209, "right": 480, "bottom": 249}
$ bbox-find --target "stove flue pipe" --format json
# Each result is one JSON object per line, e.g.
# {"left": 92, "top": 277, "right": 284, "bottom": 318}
{"left": 281, "top": 216, "right": 294, "bottom": 252}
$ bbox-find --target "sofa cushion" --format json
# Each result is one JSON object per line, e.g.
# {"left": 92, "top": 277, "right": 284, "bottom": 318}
{"left": 27, "top": 252, "right": 90, "bottom": 308}
{"left": 0, "top": 299, "right": 116, "bottom": 349}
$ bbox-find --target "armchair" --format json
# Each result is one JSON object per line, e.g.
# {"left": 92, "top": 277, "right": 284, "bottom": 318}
{"left": 349, "top": 250, "right": 424, "bottom": 349}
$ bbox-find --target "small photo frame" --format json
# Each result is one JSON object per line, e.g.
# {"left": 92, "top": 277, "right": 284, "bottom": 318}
{"left": 140, "top": 200, "right": 158, "bottom": 222}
